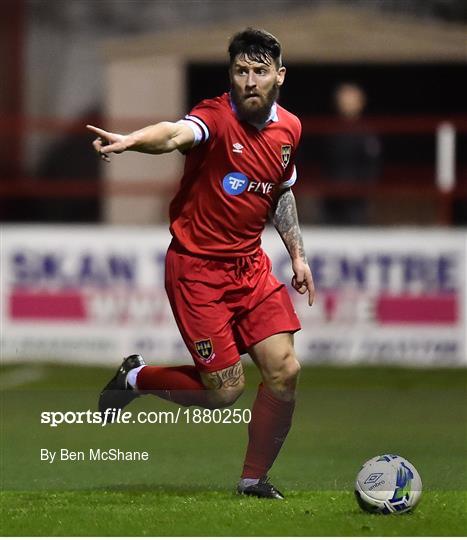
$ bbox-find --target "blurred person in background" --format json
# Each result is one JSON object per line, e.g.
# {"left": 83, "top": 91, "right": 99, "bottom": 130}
{"left": 35, "top": 107, "right": 102, "bottom": 223}
{"left": 321, "top": 82, "right": 382, "bottom": 225}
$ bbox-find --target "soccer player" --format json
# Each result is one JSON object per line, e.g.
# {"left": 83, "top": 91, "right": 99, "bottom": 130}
{"left": 88, "top": 28, "right": 314, "bottom": 499}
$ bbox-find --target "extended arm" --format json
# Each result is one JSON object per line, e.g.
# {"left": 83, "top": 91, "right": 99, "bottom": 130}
{"left": 86, "top": 121, "right": 195, "bottom": 162}
{"left": 272, "top": 188, "right": 315, "bottom": 306}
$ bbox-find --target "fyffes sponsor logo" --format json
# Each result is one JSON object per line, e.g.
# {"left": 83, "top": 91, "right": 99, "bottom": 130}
{"left": 222, "top": 172, "right": 248, "bottom": 195}
{"left": 222, "top": 172, "right": 274, "bottom": 197}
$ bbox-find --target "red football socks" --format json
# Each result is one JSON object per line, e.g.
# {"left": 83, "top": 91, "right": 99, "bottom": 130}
{"left": 241, "top": 383, "right": 295, "bottom": 479}
{"left": 136, "top": 365, "right": 211, "bottom": 407}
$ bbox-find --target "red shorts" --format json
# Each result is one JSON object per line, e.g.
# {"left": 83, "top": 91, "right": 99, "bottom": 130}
{"left": 165, "top": 241, "right": 301, "bottom": 373}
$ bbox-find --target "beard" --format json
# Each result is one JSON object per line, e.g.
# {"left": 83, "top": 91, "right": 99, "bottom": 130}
{"left": 231, "top": 83, "right": 280, "bottom": 125}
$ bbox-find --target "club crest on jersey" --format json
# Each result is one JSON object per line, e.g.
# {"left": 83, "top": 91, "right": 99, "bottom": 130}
{"left": 281, "top": 145, "right": 292, "bottom": 168}
{"left": 194, "top": 338, "right": 214, "bottom": 362}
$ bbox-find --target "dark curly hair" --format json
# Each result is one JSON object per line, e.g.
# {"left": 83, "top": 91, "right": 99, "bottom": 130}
{"left": 228, "top": 28, "right": 282, "bottom": 68}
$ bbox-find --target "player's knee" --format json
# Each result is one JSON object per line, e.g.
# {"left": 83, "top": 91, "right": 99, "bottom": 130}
{"left": 207, "top": 383, "right": 244, "bottom": 409}
{"left": 264, "top": 351, "right": 300, "bottom": 397}
{"left": 276, "top": 356, "right": 300, "bottom": 389}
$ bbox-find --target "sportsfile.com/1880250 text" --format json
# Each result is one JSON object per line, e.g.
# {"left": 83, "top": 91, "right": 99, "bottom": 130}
{"left": 40, "top": 408, "right": 252, "bottom": 427}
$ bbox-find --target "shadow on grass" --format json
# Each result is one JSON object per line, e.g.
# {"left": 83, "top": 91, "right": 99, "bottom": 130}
{"left": 92, "top": 483, "right": 231, "bottom": 495}
{"left": 2, "top": 483, "right": 235, "bottom": 498}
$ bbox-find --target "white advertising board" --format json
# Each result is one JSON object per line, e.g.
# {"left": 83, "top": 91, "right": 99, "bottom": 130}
{"left": 1, "top": 226, "right": 465, "bottom": 366}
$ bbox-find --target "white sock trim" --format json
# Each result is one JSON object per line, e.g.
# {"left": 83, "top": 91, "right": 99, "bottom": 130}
{"left": 126, "top": 365, "right": 145, "bottom": 390}
{"left": 238, "top": 478, "right": 260, "bottom": 489}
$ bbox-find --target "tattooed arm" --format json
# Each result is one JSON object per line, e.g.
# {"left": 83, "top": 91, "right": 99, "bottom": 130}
{"left": 271, "top": 188, "right": 315, "bottom": 306}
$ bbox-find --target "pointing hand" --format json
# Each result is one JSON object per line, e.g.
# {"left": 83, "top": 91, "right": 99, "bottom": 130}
{"left": 86, "top": 124, "right": 128, "bottom": 162}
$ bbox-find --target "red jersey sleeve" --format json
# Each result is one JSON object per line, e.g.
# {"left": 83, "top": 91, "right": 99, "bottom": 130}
{"left": 183, "top": 97, "right": 224, "bottom": 145}
{"left": 281, "top": 116, "right": 302, "bottom": 187}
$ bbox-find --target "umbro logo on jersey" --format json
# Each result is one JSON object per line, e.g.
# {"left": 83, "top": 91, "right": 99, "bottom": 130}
{"left": 232, "top": 142, "right": 244, "bottom": 154}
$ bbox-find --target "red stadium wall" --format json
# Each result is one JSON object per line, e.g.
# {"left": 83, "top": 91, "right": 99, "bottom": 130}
{"left": 0, "top": 1, "right": 24, "bottom": 180}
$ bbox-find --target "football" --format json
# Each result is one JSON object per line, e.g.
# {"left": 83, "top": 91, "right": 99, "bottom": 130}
{"left": 355, "top": 454, "right": 422, "bottom": 514}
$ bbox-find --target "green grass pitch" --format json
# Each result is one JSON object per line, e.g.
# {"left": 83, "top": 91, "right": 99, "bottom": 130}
{"left": 1, "top": 362, "right": 466, "bottom": 536}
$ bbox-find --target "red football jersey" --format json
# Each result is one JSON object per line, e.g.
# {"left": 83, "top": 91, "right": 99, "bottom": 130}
{"left": 169, "top": 93, "right": 301, "bottom": 257}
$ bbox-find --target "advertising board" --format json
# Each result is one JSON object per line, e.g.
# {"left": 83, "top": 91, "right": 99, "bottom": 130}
{"left": 1, "top": 226, "right": 465, "bottom": 366}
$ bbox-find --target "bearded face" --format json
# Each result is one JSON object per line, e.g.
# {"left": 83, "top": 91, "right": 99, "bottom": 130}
{"left": 230, "top": 55, "right": 285, "bottom": 125}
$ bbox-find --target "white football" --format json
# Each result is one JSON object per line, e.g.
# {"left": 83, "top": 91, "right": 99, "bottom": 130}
{"left": 355, "top": 454, "right": 422, "bottom": 514}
